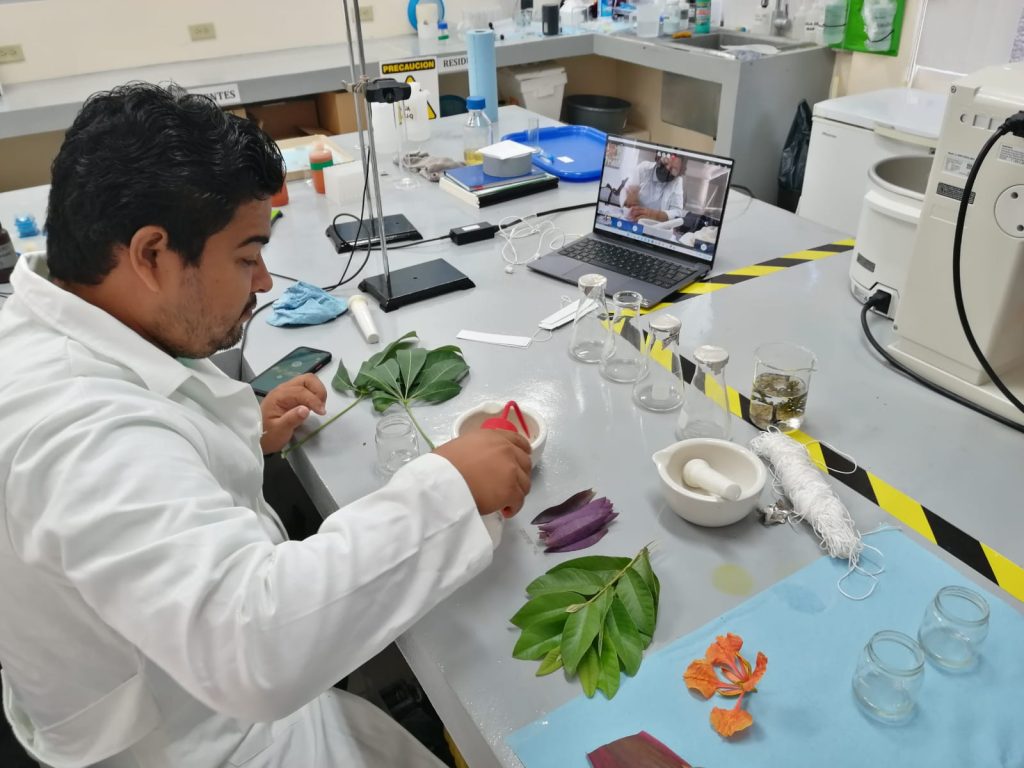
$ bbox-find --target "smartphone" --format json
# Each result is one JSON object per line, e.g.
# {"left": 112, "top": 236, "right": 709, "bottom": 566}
{"left": 249, "top": 346, "right": 332, "bottom": 397}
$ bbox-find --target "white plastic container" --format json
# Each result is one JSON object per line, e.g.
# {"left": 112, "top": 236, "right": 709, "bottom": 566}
{"left": 480, "top": 140, "right": 534, "bottom": 178}
{"left": 498, "top": 64, "right": 568, "bottom": 121}
{"left": 849, "top": 155, "right": 932, "bottom": 319}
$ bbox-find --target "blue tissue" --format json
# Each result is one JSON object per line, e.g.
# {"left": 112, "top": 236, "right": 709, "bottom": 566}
{"left": 267, "top": 282, "right": 348, "bottom": 327}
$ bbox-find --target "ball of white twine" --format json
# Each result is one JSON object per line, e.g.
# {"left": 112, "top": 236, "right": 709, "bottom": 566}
{"left": 750, "top": 431, "right": 863, "bottom": 565}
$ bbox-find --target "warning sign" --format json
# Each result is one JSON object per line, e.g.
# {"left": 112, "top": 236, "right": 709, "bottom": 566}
{"left": 379, "top": 56, "right": 439, "bottom": 120}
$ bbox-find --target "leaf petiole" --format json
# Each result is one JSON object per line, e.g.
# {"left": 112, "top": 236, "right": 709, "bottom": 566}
{"left": 281, "top": 395, "right": 365, "bottom": 457}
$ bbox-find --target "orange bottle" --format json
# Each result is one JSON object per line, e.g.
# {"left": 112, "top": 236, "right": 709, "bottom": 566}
{"left": 270, "top": 179, "right": 290, "bottom": 206}
{"left": 309, "top": 144, "right": 333, "bottom": 195}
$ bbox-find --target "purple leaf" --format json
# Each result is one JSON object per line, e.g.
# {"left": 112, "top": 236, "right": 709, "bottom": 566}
{"left": 530, "top": 488, "right": 596, "bottom": 524}
{"left": 544, "top": 512, "right": 618, "bottom": 550}
{"left": 545, "top": 525, "right": 611, "bottom": 553}
{"left": 538, "top": 498, "right": 613, "bottom": 533}
{"left": 587, "top": 731, "right": 694, "bottom": 767}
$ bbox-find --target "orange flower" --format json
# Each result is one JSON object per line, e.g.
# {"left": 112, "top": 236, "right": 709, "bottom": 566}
{"left": 683, "top": 634, "right": 767, "bottom": 738}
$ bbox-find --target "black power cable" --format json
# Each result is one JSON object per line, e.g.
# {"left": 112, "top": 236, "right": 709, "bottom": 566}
{"left": 951, "top": 110, "right": 1024, "bottom": 417}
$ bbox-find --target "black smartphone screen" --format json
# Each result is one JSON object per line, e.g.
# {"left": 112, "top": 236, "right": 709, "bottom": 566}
{"left": 249, "top": 346, "right": 332, "bottom": 396}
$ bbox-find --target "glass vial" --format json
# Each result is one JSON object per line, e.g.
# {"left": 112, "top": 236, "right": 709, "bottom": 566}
{"left": 463, "top": 96, "right": 494, "bottom": 165}
{"left": 918, "top": 586, "right": 990, "bottom": 670}
{"left": 633, "top": 314, "right": 684, "bottom": 412}
{"left": 852, "top": 630, "right": 925, "bottom": 723}
{"left": 676, "top": 345, "right": 732, "bottom": 439}
{"left": 568, "top": 273, "right": 610, "bottom": 364}
{"left": 600, "top": 290, "right": 645, "bottom": 383}
{"left": 375, "top": 414, "right": 420, "bottom": 477}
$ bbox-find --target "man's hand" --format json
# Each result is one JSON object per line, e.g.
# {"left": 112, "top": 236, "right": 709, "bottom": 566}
{"left": 434, "top": 430, "right": 532, "bottom": 517}
{"left": 260, "top": 374, "right": 328, "bottom": 454}
{"left": 628, "top": 206, "right": 668, "bottom": 222}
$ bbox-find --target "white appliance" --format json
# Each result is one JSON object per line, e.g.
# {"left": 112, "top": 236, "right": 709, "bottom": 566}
{"left": 889, "top": 65, "right": 1024, "bottom": 427}
{"left": 849, "top": 154, "right": 933, "bottom": 318}
{"left": 798, "top": 88, "right": 947, "bottom": 235}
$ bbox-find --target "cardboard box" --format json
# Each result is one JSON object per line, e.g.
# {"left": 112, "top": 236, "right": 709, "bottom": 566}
{"left": 246, "top": 98, "right": 320, "bottom": 140}
{"left": 275, "top": 135, "right": 354, "bottom": 181}
{"left": 316, "top": 91, "right": 358, "bottom": 136}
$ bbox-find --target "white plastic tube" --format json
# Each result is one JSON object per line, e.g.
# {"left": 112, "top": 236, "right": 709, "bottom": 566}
{"left": 348, "top": 294, "right": 380, "bottom": 344}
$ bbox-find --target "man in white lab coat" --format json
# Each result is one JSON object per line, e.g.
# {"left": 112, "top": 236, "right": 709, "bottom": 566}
{"left": 622, "top": 153, "right": 686, "bottom": 223}
{"left": 0, "top": 83, "right": 531, "bottom": 768}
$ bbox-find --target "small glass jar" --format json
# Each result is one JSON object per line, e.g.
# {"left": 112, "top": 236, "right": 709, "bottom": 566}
{"left": 676, "top": 345, "right": 731, "bottom": 439}
{"left": 852, "top": 630, "right": 925, "bottom": 723}
{"left": 568, "top": 274, "right": 610, "bottom": 364}
{"left": 918, "top": 586, "right": 990, "bottom": 670}
{"left": 375, "top": 414, "right": 420, "bottom": 477}
{"left": 749, "top": 341, "right": 816, "bottom": 432}
{"left": 633, "top": 314, "right": 684, "bottom": 412}
{"left": 600, "top": 290, "right": 646, "bottom": 383}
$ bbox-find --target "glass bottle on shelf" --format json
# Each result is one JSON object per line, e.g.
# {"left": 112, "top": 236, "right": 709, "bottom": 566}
{"left": 676, "top": 344, "right": 732, "bottom": 439}
{"left": 568, "top": 274, "right": 610, "bottom": 364}
{"left": 463, "top": 96, "right": 494, "bottom": 165}
{"left": 633, "top": 314, "right": 684, "bottom": 412}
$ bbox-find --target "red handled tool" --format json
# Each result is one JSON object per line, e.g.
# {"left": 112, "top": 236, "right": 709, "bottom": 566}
{"left": 481, "top": 400, "right": 532, "bottom": 438}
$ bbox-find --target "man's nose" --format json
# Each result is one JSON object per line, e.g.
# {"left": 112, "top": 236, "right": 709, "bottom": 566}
{"left": 253, "top": 254, "right": 273, "bottom": 293}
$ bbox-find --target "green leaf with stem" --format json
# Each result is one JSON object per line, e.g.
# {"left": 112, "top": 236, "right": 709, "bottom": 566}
{"left": 597, "top": 629, "right": 621, "bottom": 699}
{"left": 513, "top": 627, "right": 561, "bottom": 661}
{"left": 616, "top": 569, "right": 656, "bottom": 638}
{"left": 606, "top": 597, "right": 643, "bottom": 676}
{"left": 510, "top": 592, "right": 585, "bottom": 630}
{"left": 578, "top": 645, "right": 600, "bottom": 698}
{"left": 526, "top": 568, "right": 615, "bottom": 598}
{"left": 536, "top": 648, "right": 564, "bottom": 677}
{"left": 281, "top": 395, "right": 365, "bottom": 457}
{"left": 561, "top": 589, "right": 612, "bottom": 675}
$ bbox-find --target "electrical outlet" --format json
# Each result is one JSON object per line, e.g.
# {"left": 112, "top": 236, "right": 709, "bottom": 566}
{"left": 188, "top": 23, "right": 217, "bottom": 42}
{"left": 359, "top": 5, "right": 374, "bottom": 21}
{"left": 0, "top": 44, "right": 25, "bottom": 64}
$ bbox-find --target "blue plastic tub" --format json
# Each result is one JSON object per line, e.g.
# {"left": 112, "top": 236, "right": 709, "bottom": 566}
{"left": 501, "top": 125, "right": 607, "bottom": 182}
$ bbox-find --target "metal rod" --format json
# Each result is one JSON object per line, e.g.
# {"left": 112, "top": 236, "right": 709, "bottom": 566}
{"left": 341, "top": 0, "right": 368, "bottom": 194}
{"left": 347, "top": 0, "right": 392, "bottom": 297}
{"left": 363, "top": 94, "right": 393, "bottom": 295}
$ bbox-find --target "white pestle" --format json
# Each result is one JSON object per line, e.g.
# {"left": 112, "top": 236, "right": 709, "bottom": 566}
{"left": 682, "top": 459, "right": 742, "bottom": 501}
{"left": 348, "top": 294, "right": 380, "bottom": 344}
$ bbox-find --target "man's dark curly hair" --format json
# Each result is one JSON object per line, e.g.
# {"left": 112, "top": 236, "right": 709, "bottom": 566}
{"left": 46, "top": 82, "right": 284, "bottom": 285}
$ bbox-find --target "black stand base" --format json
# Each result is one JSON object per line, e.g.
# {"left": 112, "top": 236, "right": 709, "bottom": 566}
{"left": 359, "top": 259, "right": 475, "bottom": 312}
{"left": 325, "top": 213, "right": 422, "bottom": 252}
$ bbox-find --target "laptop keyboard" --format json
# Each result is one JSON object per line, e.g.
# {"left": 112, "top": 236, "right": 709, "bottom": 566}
{"left": 559, "top": 239, "right": 700, "bottom": 289}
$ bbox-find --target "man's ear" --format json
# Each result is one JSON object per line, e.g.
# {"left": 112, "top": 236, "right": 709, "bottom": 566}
{"left": 125, "top": 226, "right": 174, "bottom": 293}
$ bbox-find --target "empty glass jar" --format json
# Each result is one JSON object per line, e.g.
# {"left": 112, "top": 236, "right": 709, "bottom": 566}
{"left": 375, "top": 414, "right": 420, "bottom": 477}
{"left": 676, "top": 345, "right": 732, "bottom": 439}
{"left": 600, "top": 290, "right": 646, "bottom": 383}
{"left": 918, "top": 586, "right": 990, "bottom": 670}
{"left": 633, "top": 314, "right": 684, "bottom": 412}
{"left": 852, "top": 630, "right": 925, "bottom": 723}
{"left": 568, "top": 274, "right": 610, "bottom": 364}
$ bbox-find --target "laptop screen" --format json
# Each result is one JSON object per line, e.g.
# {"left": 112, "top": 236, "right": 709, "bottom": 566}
{"left": 594, "top": 136, "right": 735, "bottom": 264}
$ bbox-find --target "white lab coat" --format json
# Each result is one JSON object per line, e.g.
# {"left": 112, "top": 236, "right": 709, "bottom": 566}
{"left": 625, "top": 161, "right": 685, "bottom": 220}
{"left": 0, "top": 253, "right": 493, "bottom": 768}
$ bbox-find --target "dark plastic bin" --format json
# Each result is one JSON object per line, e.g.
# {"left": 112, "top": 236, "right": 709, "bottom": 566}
{"left": 561, "top": 94, "right": 631, "bottom": 133}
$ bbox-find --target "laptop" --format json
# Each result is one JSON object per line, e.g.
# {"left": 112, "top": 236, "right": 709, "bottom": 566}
{"left": 529, "top": 135, "right": 735, "bottom": 308}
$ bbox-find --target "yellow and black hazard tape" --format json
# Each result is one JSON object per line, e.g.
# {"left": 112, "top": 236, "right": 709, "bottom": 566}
{"left": 679, "top": 356, "right": 1024, "bottom": 603}
{"left": 617, "top": 284, "right": 1024, "bottom": 603}
{"left": 644, "top": 238, "right": 856, "bottom": 313}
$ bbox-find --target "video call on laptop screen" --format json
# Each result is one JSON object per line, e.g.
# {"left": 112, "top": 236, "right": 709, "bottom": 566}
{"left": 594, "top": 135, "right": 734, "bottom": 263}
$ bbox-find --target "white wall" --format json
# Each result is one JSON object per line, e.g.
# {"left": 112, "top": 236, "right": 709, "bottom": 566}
{"left": 0, "top": 0, "right": 776, "bottom": 86}
{"left": 0, "top": 0, "right": 493, "bottom": 84}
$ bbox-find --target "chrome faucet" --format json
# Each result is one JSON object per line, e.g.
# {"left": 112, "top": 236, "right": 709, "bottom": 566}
{"left": 770, "top": 0, "right": 791, "bottom": 33}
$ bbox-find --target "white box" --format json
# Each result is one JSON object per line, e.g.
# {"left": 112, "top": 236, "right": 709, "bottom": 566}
{"left": 324, "top": 161, "right": 366, "bottom": 208}
{"left": 498, "top": 64, "right": 568, "bottom": 121}
{"left": 480, "top": 140, "right": 533, "bottom": 178}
